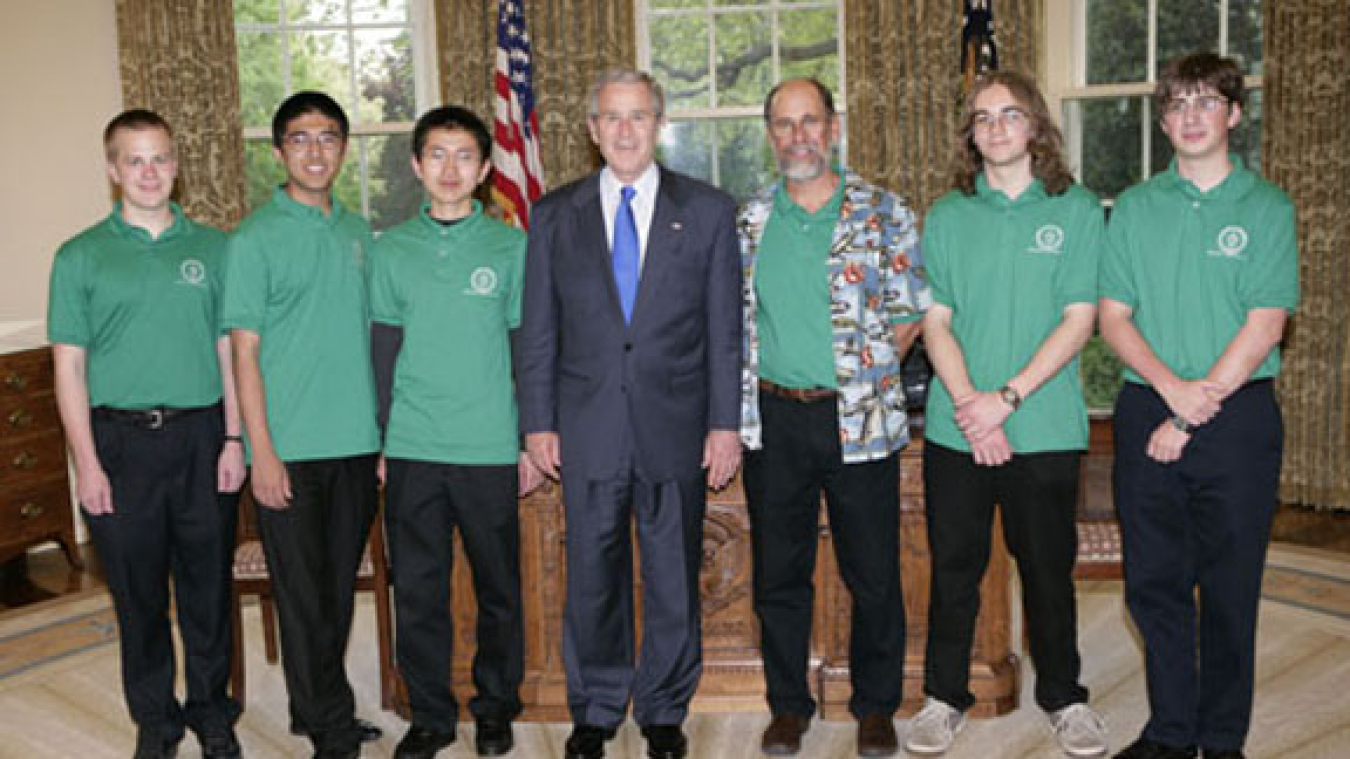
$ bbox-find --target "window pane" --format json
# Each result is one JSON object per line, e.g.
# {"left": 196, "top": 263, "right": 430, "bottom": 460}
{"left": 649, "top": 0, "right": 705, "bottom": 8}
{"left": 779, "top": 8, "right": 838, "bottom": 88}
{"left": 651, "top": 15, "right": 711, "bottom": 110}
{"left": 1232, "top": 89, "right": 1262, "bottom": 172}
{"left": 1081, "top": 335, "right": 1124, "bottom": 412}
{"left": 1085, "top": 0, "right": 1147, "bottom": 84}
{"left": 1227, "top": 0, "right": 1264, "bottom": 75}
{"left": 286, "top": 0, "right": 346, "bottom": 24}
{"left": 352, "top": 0, "right": 407, "bottom": 24}
{"left": 235, "top": 0, "right": 279, "bottom": 25}
{"left": 290, "top": 31, "right": 355, "bottom": 114}
{"left": 356, "top": 29, "right": 414, "bottom": 122}
{"left": 1157, "top": 0, "right": 1219, "bottom": 76}
{"left": 1070, "top": 97, "right": 1144, "bottom": 199}
{"left": 716, "top": 118, "right": 775, "bottom": 202}
{"left": 714, "top": 12, "right": 772, "bottom": 107}
{"left": 237, "top": 31, "right": 286, "bottom": 126}
{"left": 366, "top": 134, "right": 422, "bottom": 231}
{"left": 715, "top": 0, "right": 766, "bottom": 6}
{"left": 659, "top": 120, "right": 714, "bottom": 184}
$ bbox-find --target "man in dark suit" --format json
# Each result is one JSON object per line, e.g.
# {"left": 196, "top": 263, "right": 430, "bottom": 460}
{"left": 517, "top": 69, "right": 743, "bottom": 759}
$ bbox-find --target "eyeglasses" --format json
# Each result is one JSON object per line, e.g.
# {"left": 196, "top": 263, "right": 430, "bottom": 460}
{"left": 768, "top": 114, "right": 829, "bottom": 137}
{"left": 970, "top": 107, "right": 1030, "bottom": 133}
{"left": 283, "top": 131, "right": 344, "bottom": 151}
{"left": 1162, "top": 95, "right": 1229, "bottom": 117}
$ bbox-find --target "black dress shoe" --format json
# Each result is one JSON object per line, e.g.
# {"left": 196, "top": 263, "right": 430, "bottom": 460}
{"left": 641, "top": 725, "right": 687, "bottom": 759}
{"left": 393, "top": 724, "right": 456, "bottom": 758}
{"left": 475, "top": 717, "right": 514, "bottom": 756}
{"left": 856, "top": 713, "right": 898, "bottom": 757}
{"left": 133, "top": 730, "right": 180, "bottom": 759}
{"left": 293, "top": 717, "right": 383, "bottom": 743}
{"left": 1114, "top": 738, "right": 1198, "bottom": 759}
{"left": 197, "top": 723, "right": 242, "bottom": 759}
{"left": 565, "top": 724, "right": 616, "bottom": 759}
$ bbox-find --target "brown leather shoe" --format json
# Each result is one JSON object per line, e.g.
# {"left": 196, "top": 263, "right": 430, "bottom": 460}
{"left": 857, "top": 713, "right": 898, "bottom": 757}
{"left": 761, "top": 713, "right": 810, "bottom": 756}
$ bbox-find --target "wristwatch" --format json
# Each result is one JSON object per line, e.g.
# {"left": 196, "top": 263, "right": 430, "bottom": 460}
{"left": 997, "top": 385, "right": 1022, "bottom": 411}
{"left": 1170, "top": 415, "right": 1196, "bottom": 434}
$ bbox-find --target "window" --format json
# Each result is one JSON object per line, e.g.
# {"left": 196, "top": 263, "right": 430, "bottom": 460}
{"left": 1044, "top": 0, "right": 1264, "bottom": 410}
{"left": 638, "top": 0, "right": 846, "bottom": 202}
{"left": 233, "top": 0, "right": 438, "bottom": 230}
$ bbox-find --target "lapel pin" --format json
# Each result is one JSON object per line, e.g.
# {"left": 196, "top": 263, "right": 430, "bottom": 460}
{"left": 671, "top": 221, "right": 683, "bottom": 231}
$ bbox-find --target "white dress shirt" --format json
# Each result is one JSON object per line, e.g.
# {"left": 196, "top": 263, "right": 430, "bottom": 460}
{"left": 599, "top": 162, "right": 661, "bottom": 266}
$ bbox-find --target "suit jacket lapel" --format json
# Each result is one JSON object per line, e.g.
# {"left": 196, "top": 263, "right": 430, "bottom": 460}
{"left": 571, "top": 175, "right": 626, "bottom": 322}
{"left": 632, "top": 168, "right": 686, "bottom": 326}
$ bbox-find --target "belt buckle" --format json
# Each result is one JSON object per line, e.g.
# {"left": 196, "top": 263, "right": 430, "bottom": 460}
{"left": 146, "top": 409, "right": 165, "bottom": 430}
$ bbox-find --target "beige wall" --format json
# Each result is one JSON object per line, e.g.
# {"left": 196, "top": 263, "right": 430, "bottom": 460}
{"left": 0, "top": 0, "right": 121, "bottom": 326}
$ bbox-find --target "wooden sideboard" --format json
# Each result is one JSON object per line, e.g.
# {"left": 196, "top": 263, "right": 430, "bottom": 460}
{"left": 0, "top": 347, "right": 80, "bottom": 568}
{"left": 441, "top": 438, "right": 1018, "bottom": 720}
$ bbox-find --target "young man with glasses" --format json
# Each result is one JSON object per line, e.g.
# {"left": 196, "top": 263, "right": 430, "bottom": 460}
{"left": 906, "top": 71, "right": 1107, "bottom": 758}
{"left": 49, "top": 109, "right": 247, "bottom": 759}
{"left": 222, "top": 91, "right": 383, "bottom": 759}
{"left": 1100, "top": 53, "right": 1299, "bottom": 759}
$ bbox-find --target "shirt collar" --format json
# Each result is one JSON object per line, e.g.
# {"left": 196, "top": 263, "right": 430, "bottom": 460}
{"left": 975, "top": 173, "right": 1047, "bottom": 207}
{"left": 1161, "top": 154, "right": 1255, "bottom": 202}
{"left": 108, "top": 201, "right": 187, "bottom": 244}
{"left": 599, "top": 162, "right": 660, "bottom": 204}
{"left": 773, "top": 168, "right": 847, "bottom": 222}
{"left": 270, "top": 185, "right": 348, "bottom": 224}
{"left": 417, "top": 200, "right": 485, "bottom": 236}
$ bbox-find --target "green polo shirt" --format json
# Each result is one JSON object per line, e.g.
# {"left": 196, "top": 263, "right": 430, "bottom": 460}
{"left": 48, "top": 203, "right": 225, "bottom": 409}
{"left": 1101, "top": 157, "right": 1299, "bottom": 384}
{"left": 370, "top": 202, "right": 525, "bottom": 465}
{"left": 222, "top": 188, "right": 379, "bottom": 461}
{"left": 923, "top": 178, "right": 1103, "bottom": 453}
{"left": 754, "top": 178, "right": 845, "bottom": 389}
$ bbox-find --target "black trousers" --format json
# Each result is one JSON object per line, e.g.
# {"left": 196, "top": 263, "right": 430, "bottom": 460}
{"left": 256, "top": 454, "right": 378, "bottom": 752}
{"left": 922, "top": 441, "right": 1088, "bottom": 713}
{"left": 560, "top": 454, "right": 707, "bottom": 729}
{"left": 85, "top": 405, "right": 238, "bottom": 741}
{"left": 384, "top": 458, "right": 524, "bottom": 733}
{"left": 1114, "top": 381, "right": 1281, "bottom": 752}
{"left": 743, "top": 392, "right": 907, "bottom": 719}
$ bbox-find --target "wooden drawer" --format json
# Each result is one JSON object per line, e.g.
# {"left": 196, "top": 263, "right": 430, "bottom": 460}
{"left": 0, "top": 349, "right": 54, "bottom": 398}
{"left": 0, "top": 390, "right": 61, "bottom": 438}
{"left": 0, "top": 429, "right": 68, "bottom": 489}
{"left": 0, "top": 478, "right": 71, "bottom": 545}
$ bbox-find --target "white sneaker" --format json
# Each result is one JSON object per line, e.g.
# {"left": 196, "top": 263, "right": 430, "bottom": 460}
{"left": 904, "top": 698, "right": 966, "bottom": 755}
{"left": 1049, "top": 703, "right": 1108, "bottom": 757}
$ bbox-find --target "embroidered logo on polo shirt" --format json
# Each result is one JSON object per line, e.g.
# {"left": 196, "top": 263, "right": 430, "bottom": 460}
{"left": 1027, "top": 224, "right": 1065, "bottom": 255}
{"left": 466, "top": 266, "right": 498, "bottom": 296}
{"left": 1209, "top": 226, "right": 1249, "bottom": 259}
{"left": 177, "top": 259, "right": 207, "bottom": 287}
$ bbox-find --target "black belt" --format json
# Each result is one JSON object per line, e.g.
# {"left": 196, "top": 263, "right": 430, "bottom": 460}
{"left": 93, "top": 404, "right": 217, "bottom": 431}
{"left": 758, "top": 378, "right": 838, "bottom": 403}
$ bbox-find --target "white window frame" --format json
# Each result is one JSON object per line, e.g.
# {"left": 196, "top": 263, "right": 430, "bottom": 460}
{"left": 234, "top": 0, "right": 439, "bottom": 217}
{"left": 1042, "top": 0, "right": 1263, "bottom": 196}
{"left": 636, "top": 0, "right": 848, "bottom": 188}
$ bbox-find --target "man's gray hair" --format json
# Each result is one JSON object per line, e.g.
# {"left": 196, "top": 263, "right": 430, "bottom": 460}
{"left": 587, "top": 69, "right": 666, "bottom": 118}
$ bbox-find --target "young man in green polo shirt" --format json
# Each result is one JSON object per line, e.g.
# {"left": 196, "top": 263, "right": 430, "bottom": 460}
{"left": 49, "top": 110, "right": 246, "bottom": 759}
{"left": 1100, "top": 53, "right": 1298, "bottom": 759}
{"left": 222, "top": 91, "right": 382, "bottom": 759}
{"left": 368, "top": 106, "right": 541, "bottom": 759}
{"left": 908, "top": 72, "right": 1107, "bottom": 758}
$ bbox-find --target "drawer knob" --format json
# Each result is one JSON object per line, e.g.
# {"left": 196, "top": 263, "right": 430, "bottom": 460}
{"left": 3, "top": 372, "right": 29, "bottom": 392}
{"left": 7, "top": 408, "right": 33, "bottom": 428}
{"left": 19, "top": 502, "right": 44, "bottom": 519}
{"left": 12, "top": 451, "right": 38, "bottom": 470}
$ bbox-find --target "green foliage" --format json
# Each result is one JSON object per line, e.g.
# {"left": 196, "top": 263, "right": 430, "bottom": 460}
{"left": 1081, "top": 334, "right": 1125, "bottom": 412}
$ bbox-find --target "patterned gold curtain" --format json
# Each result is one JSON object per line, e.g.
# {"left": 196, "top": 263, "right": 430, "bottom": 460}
{"left": 1266, "top": 2, "right": 1350, "bottom": 509}
{"left": 435, "top": 0, "right": 636, "bottom": 189}
{"left": 115, "top": 0, "right": 249, "bottom": 229}
{"left": 843, "top": 0, "right": 1040, "bottom": 214}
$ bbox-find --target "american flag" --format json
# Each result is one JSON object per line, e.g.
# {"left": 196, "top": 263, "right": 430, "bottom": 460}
{"left": 491, "top": 0, "right": 545, "bottom": 229}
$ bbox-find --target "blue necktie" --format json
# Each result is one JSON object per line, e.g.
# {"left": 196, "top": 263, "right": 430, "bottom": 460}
{"left": 612, "top": 185, "right": 640, "bottom": 323}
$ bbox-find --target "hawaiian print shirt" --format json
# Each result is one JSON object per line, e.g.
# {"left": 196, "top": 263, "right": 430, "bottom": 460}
{"left": 738, "top": 169, "right": 932, "bottom": 463}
